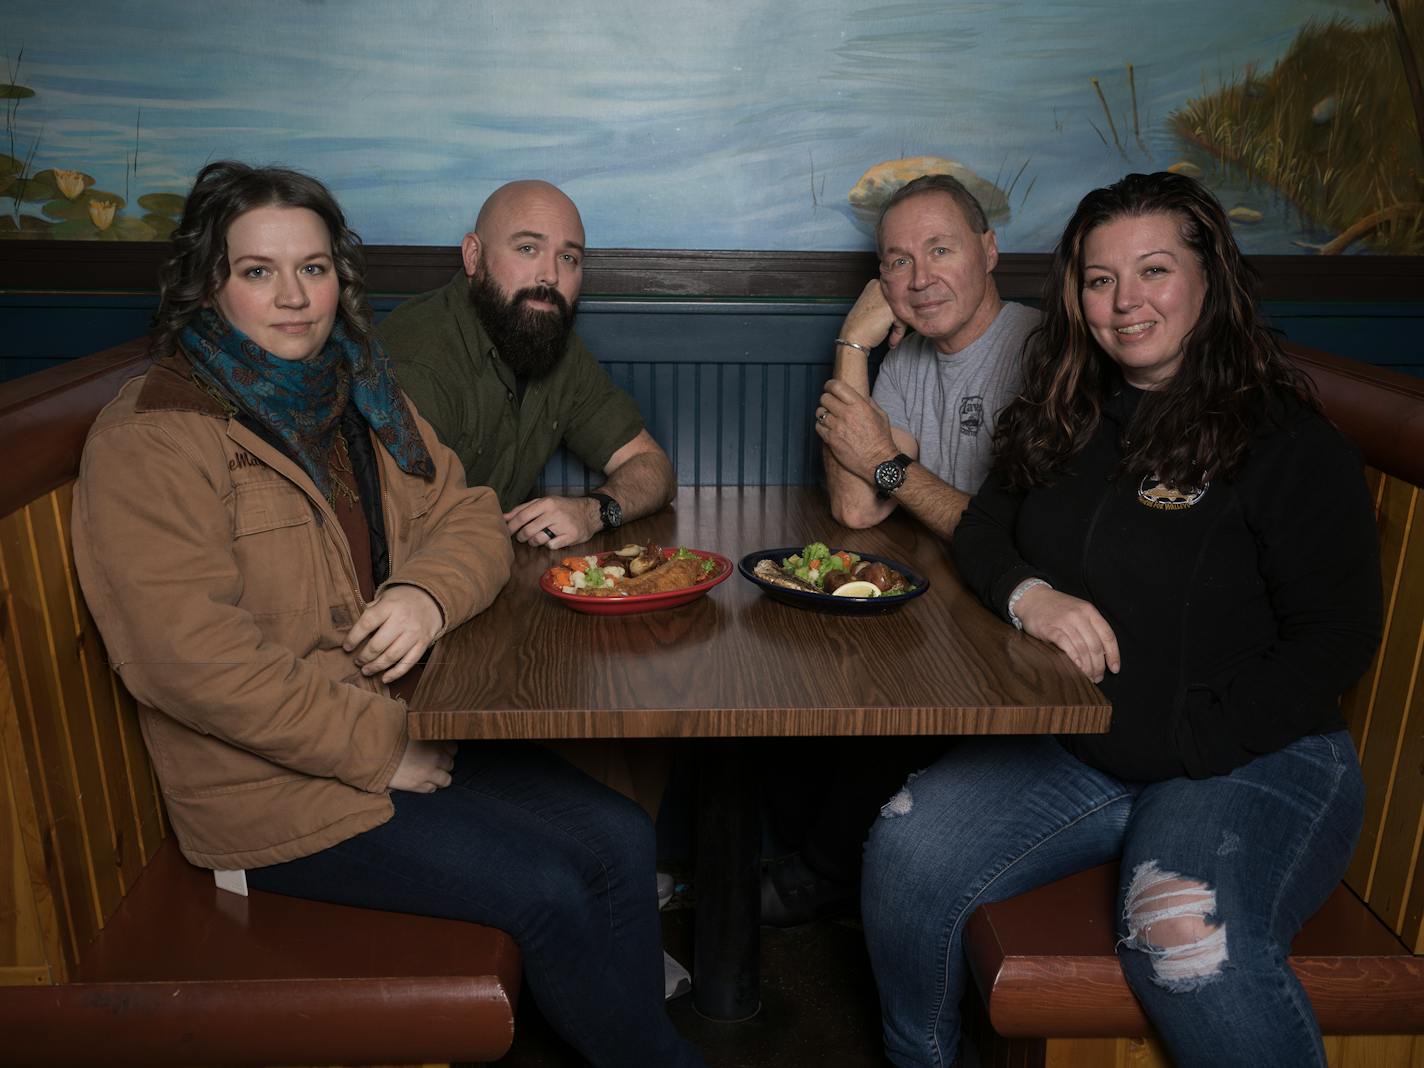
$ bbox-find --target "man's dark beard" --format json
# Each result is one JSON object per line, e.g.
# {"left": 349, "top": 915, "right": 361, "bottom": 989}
{"left": 467, "top": 266, "right": 576, "bottom": 380}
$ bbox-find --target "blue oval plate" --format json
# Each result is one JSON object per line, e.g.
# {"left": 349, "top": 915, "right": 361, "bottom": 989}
{"left": 738, "top": 547, "right": 930, "bottom": 613}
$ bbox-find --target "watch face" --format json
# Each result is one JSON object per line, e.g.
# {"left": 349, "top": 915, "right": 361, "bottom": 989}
{"left": 874, "top": 459, "right": 905, "bottom": 493}
{"left": 602, "top": 498, "right": 622, "bottom": 528}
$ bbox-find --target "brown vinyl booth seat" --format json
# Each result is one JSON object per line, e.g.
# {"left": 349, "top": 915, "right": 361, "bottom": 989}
{"left": 964, "top": 344, "right": 1424, "bottom": 1067}
{"left": 0, "top": 340, "right": 522, "bottom": 1067}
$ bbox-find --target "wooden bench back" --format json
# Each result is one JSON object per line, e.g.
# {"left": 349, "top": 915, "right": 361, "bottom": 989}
{"left": 1292, "top": 345, "right": 1424, "bottom": 955}
{"left": 0, "top": 341, "right": 158, "bottom": 986}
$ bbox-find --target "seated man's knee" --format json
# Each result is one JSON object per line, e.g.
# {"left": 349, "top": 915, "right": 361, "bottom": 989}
{"left": 1119, "top": 860, "right": 1228, "bottom": 991}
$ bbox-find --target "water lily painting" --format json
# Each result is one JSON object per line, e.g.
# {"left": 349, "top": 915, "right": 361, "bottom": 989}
{"left": 2, "top": 0, "right": 1420, "bottom": 252}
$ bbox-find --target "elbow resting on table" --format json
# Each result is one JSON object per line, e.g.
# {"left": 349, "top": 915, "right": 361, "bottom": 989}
{"left": 829, "top": 496, "right": 886, "bottom": 530}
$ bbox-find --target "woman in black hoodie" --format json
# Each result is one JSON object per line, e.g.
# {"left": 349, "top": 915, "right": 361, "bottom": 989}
{"left": 861, "top": 172, "right": 1381, "bottom": 1068}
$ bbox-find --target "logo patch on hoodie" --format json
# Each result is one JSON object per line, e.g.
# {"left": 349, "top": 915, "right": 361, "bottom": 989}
{"left": 1138, "top": 475, "right": 1207, "bottom": 510}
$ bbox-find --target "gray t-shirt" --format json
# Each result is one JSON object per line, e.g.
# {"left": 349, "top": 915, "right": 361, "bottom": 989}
{"left": 872, "top": 301, "right": 1038, "bottom": 495}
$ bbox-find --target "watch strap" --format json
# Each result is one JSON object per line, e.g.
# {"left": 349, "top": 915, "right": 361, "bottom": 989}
{"left": 874, "top": 453, "right": 913, "bottom": 499}
{"left": 587, "top": 491, "right": 619, "bottom": 530}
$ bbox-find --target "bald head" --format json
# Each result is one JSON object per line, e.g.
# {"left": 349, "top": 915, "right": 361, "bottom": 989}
{"left": 461, "top": 179, "right": 586, "bottom": 313}
{"left": 474, "top": 180, "right": 583, "bottom": 243}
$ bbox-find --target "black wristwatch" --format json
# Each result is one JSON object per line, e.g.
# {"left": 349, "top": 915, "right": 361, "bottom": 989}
{"left": 873, "top": 453, "right": 913, "bottom": 499}
{"left": 588, "top": 491, "right": 622, "bottom": 531}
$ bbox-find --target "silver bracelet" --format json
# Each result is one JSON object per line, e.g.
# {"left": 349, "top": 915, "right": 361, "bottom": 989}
{"left": 834, "top": 337, "right": 872, "bottom": 355}
{"left": 1006, "top": 578, "right": 1051, "bottom": 631}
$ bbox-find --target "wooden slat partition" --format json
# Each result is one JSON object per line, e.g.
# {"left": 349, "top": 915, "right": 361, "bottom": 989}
{"left": 1344, "top": 470, "right": 1422, "bottom": 947}
{"left": 0, "top": 483, "right": 164, "bottom": 983}
{"left": 1295, "top": 344, "right": 1424, "bottom": 956}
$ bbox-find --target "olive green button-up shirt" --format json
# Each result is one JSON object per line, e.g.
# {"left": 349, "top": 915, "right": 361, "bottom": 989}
{"left": 377, "top": 273, "right": 644, "bottom": 511}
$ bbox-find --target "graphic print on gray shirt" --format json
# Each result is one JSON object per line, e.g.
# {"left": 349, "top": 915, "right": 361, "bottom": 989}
{"left": 871, "top": 301, "right": 1038, "bottom": 496}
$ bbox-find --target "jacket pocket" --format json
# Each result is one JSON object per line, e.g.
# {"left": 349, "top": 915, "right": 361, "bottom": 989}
{"left": 230, "top": 480, "right": 319, "bottom": 624}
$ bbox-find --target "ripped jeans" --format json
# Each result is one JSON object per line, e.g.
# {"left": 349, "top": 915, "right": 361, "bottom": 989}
{"left": 861, "top": 732, "right": 1362, "bottom": 1068}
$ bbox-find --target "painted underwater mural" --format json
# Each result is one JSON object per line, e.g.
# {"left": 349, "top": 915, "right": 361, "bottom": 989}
{"left": 2, "top": 1, "right": 1420, "bottom": 253}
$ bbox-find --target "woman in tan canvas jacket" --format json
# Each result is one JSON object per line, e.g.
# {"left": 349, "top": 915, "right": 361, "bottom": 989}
{"left": 72, "top": 160, "right": 706, "bottom": 1068}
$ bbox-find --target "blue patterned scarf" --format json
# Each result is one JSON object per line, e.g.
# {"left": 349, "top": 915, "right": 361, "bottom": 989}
{"left": 180, "top": 309, "right": 434, "bottom": 500}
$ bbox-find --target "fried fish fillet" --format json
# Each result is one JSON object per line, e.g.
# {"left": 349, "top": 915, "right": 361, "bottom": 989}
{"left": 752, "top": 559, "right": 821, "bottom": 592}
{"left": 589, "top": 555, "right": 706, "bottom": 596}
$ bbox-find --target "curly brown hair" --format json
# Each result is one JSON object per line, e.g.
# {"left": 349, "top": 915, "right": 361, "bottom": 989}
{"left": 150, "top": 161, "right": 371, "bottom": 358}
{"left": 993, "top": 171, "right": 1316, "bottom": 491}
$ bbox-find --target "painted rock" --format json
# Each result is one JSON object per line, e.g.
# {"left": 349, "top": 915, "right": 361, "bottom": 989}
{"left": 1311, "top": 95, "right": 1338, "bottom": 124}
{"left": 848, "top": 156, "right": 1010, "bottom": 228}
{"left": 1228, "top": 206, "right": 1263, "bottom": 224}
{"left": 1167, "top": 161, "right": 1203, "bottom": 178}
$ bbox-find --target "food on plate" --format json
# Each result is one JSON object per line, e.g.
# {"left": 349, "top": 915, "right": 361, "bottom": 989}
{"left": 589, "top": 554, "right": 705, "bottom": 596}
{"left": 626, "top": 544, "right": 664, "bottom": 577}
{"left": 547, "top": 544, "right": 718, "bottom": 598}
{"left": 751, "top": 559, "right": 820, "bottom": 592}
{"left": 832, "top": 580, "right": 881, "bottom": 598}
{"left": 767, "top": 542, "right": 914, "bottom": 597}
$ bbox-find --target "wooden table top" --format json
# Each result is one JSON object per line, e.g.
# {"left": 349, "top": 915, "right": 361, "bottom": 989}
{"left": 408, "top": 485, "right": 1110, "bottom": 740}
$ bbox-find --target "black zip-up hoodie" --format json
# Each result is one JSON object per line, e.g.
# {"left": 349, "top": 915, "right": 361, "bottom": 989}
{"left": 953, "top": 381, "right": 1382, "bottom": 782}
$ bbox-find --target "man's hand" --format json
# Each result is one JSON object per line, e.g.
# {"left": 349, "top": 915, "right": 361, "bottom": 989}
{"left": 505, "top": 495, "right": 600, "bottom": 550}
{"left": 816, "top": 379, "right": 900, "bottom": 482}
{"left": 842, "top": 278, "right": 907, "bottom": 351}
{"left": 389, "top": 739, "right": 457, "bottom": 793}
{"left": 1015, "top": 586, "right": 1121, "bottom": 684}
{"left": 344, "top": 584, "right": 444, "bottom": 684}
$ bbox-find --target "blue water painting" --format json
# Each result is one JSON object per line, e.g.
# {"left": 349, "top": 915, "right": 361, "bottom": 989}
{"left": 0, "top": 0, "right": 1392, "bottom": 251}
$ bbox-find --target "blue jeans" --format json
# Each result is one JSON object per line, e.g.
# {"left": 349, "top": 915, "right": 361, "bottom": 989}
{"left": 861, "top": 732, "right": 1363, "bottom": 1068}
{"left": 248, "top": 741, "right": 704, "bottom": 1068}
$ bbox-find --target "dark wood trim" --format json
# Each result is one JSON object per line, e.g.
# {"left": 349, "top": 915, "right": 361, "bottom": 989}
{"left": 0, "top": 338, "right": 151, "bottom": 516}
{"left": 3, "top": 241, "right": 1422, "bottom": 302}
{"left": 1287, "top": 341, "right": 1424, "bottom": 487}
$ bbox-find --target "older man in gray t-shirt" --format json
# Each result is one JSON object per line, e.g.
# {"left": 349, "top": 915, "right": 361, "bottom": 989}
{"left": 872, "top": 301, "right": 1037, "bottom": 498}
{"left": 817, "top": 174, "right": 1037, "bottom": 537}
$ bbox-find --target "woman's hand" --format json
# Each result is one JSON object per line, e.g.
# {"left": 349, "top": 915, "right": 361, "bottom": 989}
{"left": 1016, "top": 585, "right": 1121, "bottom": 683}
{"left": 389, "top": 739, "right": 456, "bottom": 793}
{"left": 344, "top": 584, "right": 443, "bottom": 684}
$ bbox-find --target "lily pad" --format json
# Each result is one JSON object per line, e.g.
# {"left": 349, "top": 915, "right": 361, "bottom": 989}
{"left": 142, "top": 212, "right": 177, "bottom": 239}
{"left": 50, "top": 218, "right": 100, "bottom": 239}
{"left": 138, "top": 192, "right": 186, "bottom": 217}
{"left": 33, "top": 168, "right": 96, "bottom": 198}
{"left": 100, "top": 216, "right": 155, "bottom": 241}
{"left": 14, "top": 174, "right": 60, "bottom": 203}
{"left": 41, "top": 189, "right": 126, "bottom": 221}
{"left": 0, "top": 214, "right": 54, "bottom": 236}
{"left": 0, "top": 84, "right": 36, "bottom": 100}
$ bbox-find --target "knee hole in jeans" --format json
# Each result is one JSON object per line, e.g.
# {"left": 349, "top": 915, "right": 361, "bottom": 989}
{"left": 1118, "top": 860, "right": 1228, "bottom": 992}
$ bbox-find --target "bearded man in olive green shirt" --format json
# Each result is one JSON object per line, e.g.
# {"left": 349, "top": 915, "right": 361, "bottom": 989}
{"left": 378, "top": 180, "right": 675, "bottom": 550}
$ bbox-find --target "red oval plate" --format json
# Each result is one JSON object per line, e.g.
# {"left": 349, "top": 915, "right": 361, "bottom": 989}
{"left": 540, "top": 547, "right": 733, "bottom": 615}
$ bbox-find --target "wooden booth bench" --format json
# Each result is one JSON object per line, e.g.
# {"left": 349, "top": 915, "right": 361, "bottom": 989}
{"left": 965, "top": 343, "right": 1424, "bottom": 1067}
{"left": 0, "top": 339, "right": 522, "bottom": 1067}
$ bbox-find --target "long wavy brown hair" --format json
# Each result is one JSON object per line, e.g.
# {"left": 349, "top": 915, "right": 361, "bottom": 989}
{"left": 993, "top": 171, "right": 1317, "bottom": 491}
{"left": 150, "top": 161, "right": 371, "bottom": 358}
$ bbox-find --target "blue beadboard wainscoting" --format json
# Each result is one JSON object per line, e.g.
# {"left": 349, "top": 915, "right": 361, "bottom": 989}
{"left": 3, "top": 292, "right": 1421, "bottom": 489}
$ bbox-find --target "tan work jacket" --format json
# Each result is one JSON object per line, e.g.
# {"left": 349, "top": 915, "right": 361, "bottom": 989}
{"left": 72, "top": 357, "right": 513, "bottom": 869}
